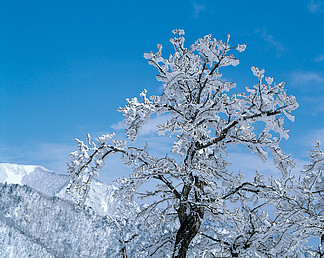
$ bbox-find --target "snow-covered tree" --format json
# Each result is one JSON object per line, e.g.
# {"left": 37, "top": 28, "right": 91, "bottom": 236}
{"left": 65, "top": 30, "right": 320, "bottom": 257}
{"left": 301, "top": 141, "right": 324, "bottom": 257}
{"left": 272, "top": 141, "right": 323, "bottom": 257}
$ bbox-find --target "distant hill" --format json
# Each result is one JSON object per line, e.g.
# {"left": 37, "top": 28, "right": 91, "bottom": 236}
{"left": 0, "top": 163, "right": 68, "bottom": 196}
{"left": 0, "top": 163, "right": 138, "bottom": 257}
{"left": 0, "top": 163, "right": 138, "bottom": 217}
{"left": 0, "top": 183, "right": 120, "bottom": 257}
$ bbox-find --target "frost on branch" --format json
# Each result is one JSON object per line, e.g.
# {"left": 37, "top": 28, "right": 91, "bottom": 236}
{"left": 297, "top": 141, "right": 324, "bottom": 219}
{"left": 66, "top": 30, "right": 306, "bottom": 257}
{"left": 268, "top": 141, "right": 324, "bottom": 257}
{"left": 123, "top": 29, "right": 298, "bottom": 175}
{"left": 236, "top": 43, "right": 246, "bottom": 53}
{"left": 66, "top": 133, "right": 125, "bottom": 203}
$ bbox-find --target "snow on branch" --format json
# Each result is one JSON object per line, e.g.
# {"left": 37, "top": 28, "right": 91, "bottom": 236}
{"left": 64, "top": 30, "right": 323, "bottom": 257}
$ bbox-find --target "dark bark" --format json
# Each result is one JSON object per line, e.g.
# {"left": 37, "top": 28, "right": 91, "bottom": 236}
{"left": 172, "top": 146, "right": 205, "bottom": 257}
{"left": 121, "top": 246, "right": 127, "bottom": 258}
{"left": 172, "top": 209, "right": 202, "bottom": 258}
{"left": 172, "top": 178, "right": 205, "bottom": 257}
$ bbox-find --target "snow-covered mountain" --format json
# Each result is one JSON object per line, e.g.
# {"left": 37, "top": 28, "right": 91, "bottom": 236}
{"left": 0, "top": 163, "right": 136, "bottom": 217}
{"left": 0, "top": 163, "right": 68, "bottom": 196}
{"left": 56, "top": 179, "right": 122, "bottom": 216}
{"left": 0, "top": 163, "right": 138, "bottom": 257}
{"left": 0, "top": 183, "right": 120, "bottom": 257}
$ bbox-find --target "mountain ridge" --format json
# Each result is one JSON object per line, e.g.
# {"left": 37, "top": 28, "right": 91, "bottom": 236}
{"left": 0, "top": 183, "right": 120, "bottom": 257}
{"left": 0, "top": 163, "right": 137, "bottom": 257}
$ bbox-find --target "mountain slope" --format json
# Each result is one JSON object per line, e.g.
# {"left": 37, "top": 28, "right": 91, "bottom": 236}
{"left": 0, "top": 163, "right": 68, "bottom": 196}
{"left": 0, "top": 183, "right": 121, "bottom": 257}
{"left": 0, "top": 212, "right": 54, "bottom": 258}
{"left": 0, "top": 163, "right": 141, "bottom": 257}
{"left": 0, "top": 163, "right": 137, "bottom": 217}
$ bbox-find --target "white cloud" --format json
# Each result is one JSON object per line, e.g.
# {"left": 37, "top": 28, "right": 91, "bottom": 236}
{"left": 0, "top": 142, "right": 74, "bottom": 175}
{"left": 0, "top": 145, "right": 24, "bottom": 163}
{"left": 0, "top": 139, "right": 307, "bottom": 186}
{"left": 138, "top": 134, "right": 174, "bottom": 156}
{"left": 308, "top": 0, "right": 322, "bottom": 13}
{"left": 110, "top": 120, "right": 126, "bottom": 131}
{"left": 228, "top": 152, "right": 278, "bottom": 178}
{"left": 302, "top": 96, "right": 324, "bottom": 115}
{"left": 24, "top": 143, "right": 73, "bottom": 175}
{"left": 98, "top": 154, "right": 132, "bottom": 184}
{"left": 291, "top": 71, "right": 324, "bottom": 85}
{"left": 314, "top": 54, "right": 324, "bottom": 62}
{"left": 228, "top": 150, "right": 307, "bottom": 181}
{"left": 110, "top": 115, "right": 309, "bottom": 181}
{"left": 96, "top": 133, "right": 310, "bottom": 184}
{"left": 111, "top": 115, "right": 171, "bottom": 136}
{"left": 303, "top": 128, "right": 324, "bottom": 147}
{"left": 193, "top": 2, "right": 206, "bottom": 18}
{"left": 0, "top": 140, "right": 135, "bottom": 184}
{"left": 259, "top": 29, "right": 286, "bottom": 57}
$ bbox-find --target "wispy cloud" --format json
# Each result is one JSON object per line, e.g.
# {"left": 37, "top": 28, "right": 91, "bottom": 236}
{"left": 0, "top": 142, "right": 74, "bottom": 175}
{"left": 314, "top": 54, "right": 324, "bottom": 62}
{"left": 303, "top": 128, "right": 324, "bottom": 147}
{"left": 0, "top": 138, "right": 308, "bottom": 185}
{"left": 0, "top": 139, "right": 143, "bottom": 184}
{"left": 192, "top": 2, "right": 206, "bottom": 18}
{"left": 98, "top": 154, "right": 133, "bottom": 184}
{"left": 0, "top": 145, "right": 25, "bottom": 163}
{"left": 110, "top": 120, "right": 126, "bottom": 131}
{"left": 302, "top": 96, "right": 324, "bottom": 115}
{"left": 308, "top": 0, "right": 322, "bottom": 13}
{"left": 228, "top": 148, "right": 307, "bottom": 180}
{"left": 111, "top": 115, "right": 171, "bottom": 136}
{"left": 29, "top": 143, "right": 73, "bottom": 173}
{"left": 228, "top": 152, "right": 278, "bottom": 178}
{"left": 114, "top": 123, "right": 307, "bottom": 180}
{"left": 291, "top": 71, "right": 324, "bottom": 85}
{"left": 259, "top": 29, "right": 287, "bottom": 57}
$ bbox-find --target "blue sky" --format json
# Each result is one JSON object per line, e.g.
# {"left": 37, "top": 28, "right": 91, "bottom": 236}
{"left": 1, "top": 0, "right": 324, "bottom": 183}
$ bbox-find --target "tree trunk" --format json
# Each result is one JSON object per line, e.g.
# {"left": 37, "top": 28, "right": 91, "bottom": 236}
{"left": 171, "top": 173, "right": 205, "bottom": 257}
{"left": 121, "top": 246, "right": 127, "bottom": 258}
{"left": 172, "top": 210, "right": 202, "bottom": 258}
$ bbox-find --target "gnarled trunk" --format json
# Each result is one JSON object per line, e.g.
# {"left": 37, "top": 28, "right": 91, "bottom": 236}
{"left": 172, "top": 174, "right": 205, "bottom": 257}
{"left": 172, "top": 211, "right": 202, "bottom": 258}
